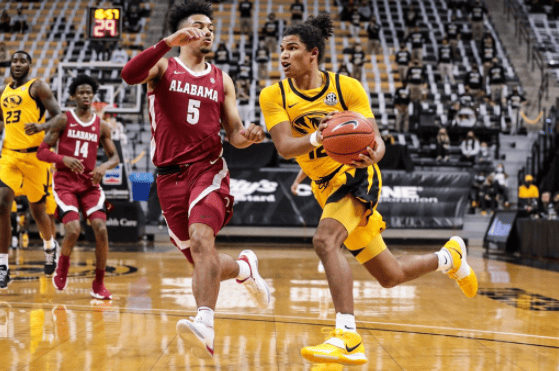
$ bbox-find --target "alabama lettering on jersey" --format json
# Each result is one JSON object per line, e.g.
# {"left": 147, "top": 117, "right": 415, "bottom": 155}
{"left": 148, "top": 58, "right": 225, "bottom": 167}
{"left": 56, "top": 110, "right": 101, "bottom": 176}
{"left": 259, "top": 71, "right": 373, "bottom": 181}
{"left": 0, "top": 78, "right": 46, "bottom": 150}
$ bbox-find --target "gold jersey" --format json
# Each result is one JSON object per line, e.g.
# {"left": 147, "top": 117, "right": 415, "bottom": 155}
{"left": 1, "top": 78, "right": 46, "bottom": 150}
{"left": 259, "top": 71, "right": 373, "bottom": 181}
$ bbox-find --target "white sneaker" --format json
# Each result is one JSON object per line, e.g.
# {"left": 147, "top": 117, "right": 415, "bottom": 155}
{"left": 176, "top": 318, "right": 214, "bottom": 359}
{"left": 236, "top": 250, "right": 270, "bottom": 309}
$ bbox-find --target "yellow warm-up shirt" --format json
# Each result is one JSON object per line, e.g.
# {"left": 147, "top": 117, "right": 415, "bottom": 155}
{"left": 259, "top": 71, "right": 373, "bottom": 181}
{"left": 1, "top": 78, "right": 46, "bottom": 150}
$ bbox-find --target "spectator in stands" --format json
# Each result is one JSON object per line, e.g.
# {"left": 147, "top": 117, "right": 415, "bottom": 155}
{"left": 479, "top": 173, "right": 498, "bottom": 215}
{"left": 290, "top": 0, "right": 304, "bottom": 27}
{"left": 488, "top": 57, "right": 506, "bottom": 107}
{"left": 340, "top": 0, "right": 357, "bottom": 22}
{"left": 465, "top": 62, "right": 483, "bottom": 101}
{"left": 213, "top": 42, "right": 231, "bottom": 73}
{"left": 396, "top": 45, "right": 411, "bottom": 83}
{"left": 394, "top": 84, "right": 410, "bottom": 132}
{"left": 110, "top": 42, "right": 129, "bottom": 64}
{"left": 235, "top": 78, "right": 251, "bottom": 126}
{"left": 468, "top": 0, "right": 486, "bottom": 42}
{"left": 366, "top": 16, "right": 381, "bottom": 55}
{"left": 435, "top": 127, "right": 451, "bottom": 161}
{"left": 518, "top": 174, "right": 539, "bottom": 215}
{"left": 540, "top": 192, "right": 559, "bottom": 219}
{"left": 481, "top": 33, "right": 496, "bottom": 85}
{"left": 405, "top": 26, "right": 426, "bottom": 63}
{"left": 459, "top": 130, "right": 480, "bottom": 163}
{"left": 337, "top": 62, "right": 351, "bottom": 77}
{"left": 506, "top": 85, "right": 528, "bottom": 134}
{"left": 438, "top": 38, "right": 456, "bottom": 85}
{"left": 406, "top": 60, "right": 426, "bottom": 104}
{"left": 470, "top": 171, "right": 486, "bottom": 208}
{"left": 350, "top": 42, "right": 366, "bottom": 82}
{"left": 0, "top": 42, "right": 9, "bottom": 68}
{"left": 255, "top": 40, "right": 270, "bottom": 82}
{"left": 91, "top": 40, "right": 111, "bottom": 61}
{"left": 445, "top": 14, "right": 462, "bottom": 58}
{"left": 357, "top": 0, "right": 372, "bottom": 21}
{"left": 11, "top": 9, "right": 28, "bottom": 34}
{"left": 228, "top": 43, "right": 241, "bottom": 79}
{"left": 238, "top": 0, "right": 253, "bottom": 35}
{"left": 492, "top": 163, "right": 510, "bottom": 209}
{"left": 124, "top": 4, "right": 142, "bottom": 33}
{"left": 403, "top": 3, "right": 419, "bottom": 38}
{"left": 0, "top": 10, "right": 11, "bottom": 33}
{"left": 477, "top": 141, "right": 492, "bottom": 164}
{"left": 237, "top": 54, "right": 253, "bottom": 81}
{"left": 262, "top": 13, "right": 280, "bottom": 54}
{"left": 349, "top": 8, "right": 362, "bottom": 38}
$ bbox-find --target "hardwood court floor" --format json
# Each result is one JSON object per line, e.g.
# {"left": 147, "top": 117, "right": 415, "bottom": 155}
{"left": 1, "top": 241, "right": 558, "bottom": 370}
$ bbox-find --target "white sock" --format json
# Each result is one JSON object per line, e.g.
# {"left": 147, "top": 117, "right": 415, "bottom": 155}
{"left": 336, "top": 312, "right": 356, "bottom": 333}
{"left": 435, "top": 249, "right": 452, "bottom": 272}
{"left": 236, "top": 259, "right": 251, "bottom": 281}
{"left": 0, "top": 253, "right": 8, "bottom": 267}
{"left": 196, "top": 306, "right": 214, "bottom": 328}
{"left": 43, "top": 238, "right": 55, "bottom": 251}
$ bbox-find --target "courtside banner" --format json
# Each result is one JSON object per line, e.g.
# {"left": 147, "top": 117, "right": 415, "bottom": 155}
{"left": 228, "top": 169, "right": 471, "bottom": 229}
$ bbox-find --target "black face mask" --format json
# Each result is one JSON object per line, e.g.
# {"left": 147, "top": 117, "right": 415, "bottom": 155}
{"left": 525, "top": 182, "right": 532, "bottom": 187}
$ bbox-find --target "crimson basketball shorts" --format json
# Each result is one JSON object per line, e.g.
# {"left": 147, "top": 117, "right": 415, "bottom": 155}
{"left": 157, "top": 157, "right": 234, "bottom": 253}
{"left": 52, "top": 171, "right": 106, "bottom": 224}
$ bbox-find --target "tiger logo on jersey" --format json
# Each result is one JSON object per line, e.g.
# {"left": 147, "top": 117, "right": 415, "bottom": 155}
{"left": 2, "top": 94, "right": 23, "bottom": 109}
{"left": 292, "top": 110, "right": 328, "bottom": 135}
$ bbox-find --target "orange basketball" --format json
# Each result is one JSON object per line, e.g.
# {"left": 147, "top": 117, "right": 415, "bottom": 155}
{"left": 321, "top": 111, "right": 375, "bottom": 165}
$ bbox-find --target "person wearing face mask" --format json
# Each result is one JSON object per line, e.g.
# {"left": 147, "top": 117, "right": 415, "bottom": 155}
{"left": 460, "top": 130, "right": 480, "bottom": 163}
{"left": 477, "top": 141, "right": 492, "bottom": 164}
{"left": 479, "top": 174, "right": 498, "bottom": 215}
{"left": 492, "top": 163, "right": 509, "bottom": 209}
{"left": 518, "top": 174, "right": 539, "bottom": 215}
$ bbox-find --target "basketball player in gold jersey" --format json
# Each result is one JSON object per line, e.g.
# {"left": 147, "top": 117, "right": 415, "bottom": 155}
{"left": 259, "top": 14, "right": 478, "bottom": 367}
{"left": 0, "top": 51, "right": 62, "bottom": 289}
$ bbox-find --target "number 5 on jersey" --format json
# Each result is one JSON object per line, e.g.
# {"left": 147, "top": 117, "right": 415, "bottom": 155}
{"left": 187, "top": 99, "right": 200, "bottom": 125}
{"left": 74, "top": 140, "right": 89, "bottom": 158}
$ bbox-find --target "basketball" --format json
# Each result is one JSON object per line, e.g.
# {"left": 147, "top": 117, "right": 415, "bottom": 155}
{"left": 321, "top": 111, "right": 375, "bottom": 165}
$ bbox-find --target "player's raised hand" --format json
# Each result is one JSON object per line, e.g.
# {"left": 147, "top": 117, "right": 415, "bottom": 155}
{"left": 24, "top": 123, "right": 43, "bottom": 135}
{"left": 164, "top": 27, "right": 207, "bottom": 47}
{"left": 240, "top": 123, "right": 265, "bottom": 143}
{"left": 62, "top": 156, "right": 84, "bottom": 173}
{"left": 90, "top": 165, "right": 108, "bottom": 185}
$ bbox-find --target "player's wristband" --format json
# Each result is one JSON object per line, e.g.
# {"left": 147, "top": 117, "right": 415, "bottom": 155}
{"left": 310, "top": 132, "right": 321, "bottom": 147}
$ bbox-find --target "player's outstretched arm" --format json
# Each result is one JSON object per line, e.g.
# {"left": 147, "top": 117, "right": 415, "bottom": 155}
{"left": 220, "top": 72, "right": 265, "bottom": 148}
{"left": 24, "top": 79, "right": 62, "bottom": 135}
{"left": 91, "top": 121, "right": 120, "bottom": 185}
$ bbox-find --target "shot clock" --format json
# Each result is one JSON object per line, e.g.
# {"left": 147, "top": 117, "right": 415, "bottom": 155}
{"left": 87, "top": 7, "right": 123, "bottom": 41}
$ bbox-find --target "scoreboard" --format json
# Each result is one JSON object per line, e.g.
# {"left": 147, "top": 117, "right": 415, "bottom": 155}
{"left": 87, "top": 7, "right": 123, "bottom": 41}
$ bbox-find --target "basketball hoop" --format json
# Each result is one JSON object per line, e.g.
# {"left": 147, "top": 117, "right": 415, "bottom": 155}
{"left": 92, "top": 101, "right": 109, "bottom": 116}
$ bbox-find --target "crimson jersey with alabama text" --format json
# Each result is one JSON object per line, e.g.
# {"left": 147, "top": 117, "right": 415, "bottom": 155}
{"left": 55, "top": 110, "right": 101, "bottom": 181}
{"left": 148, "top": 57, "right": 225, "bottom": 167}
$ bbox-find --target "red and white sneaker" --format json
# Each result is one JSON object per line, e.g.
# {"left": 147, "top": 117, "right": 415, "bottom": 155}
{"left": 236, "top": 250, "right": 270, "bottom": 309}
{"left": 90, "top": 281, "right": 112, "bottom": 300}
{"left": 52, "top": 257, "right": 70, "bottom": 291}
{"left": 177, "top": 318, "right": 215, "bottom": 359}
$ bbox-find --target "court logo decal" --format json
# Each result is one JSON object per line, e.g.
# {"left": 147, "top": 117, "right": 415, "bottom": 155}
{"left": 478, "top": 288, "right": 559, "bottom": 311}
{"left": 11, "top": 261, "right": 137, "bottom": 281}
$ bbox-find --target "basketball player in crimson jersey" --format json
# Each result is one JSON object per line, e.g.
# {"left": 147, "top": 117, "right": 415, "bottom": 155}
{"left": 121, "top": 0, "right": 270, "bottom": 359}
{"left": 37, "top": 74, "right": 119, "bottom": 300}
